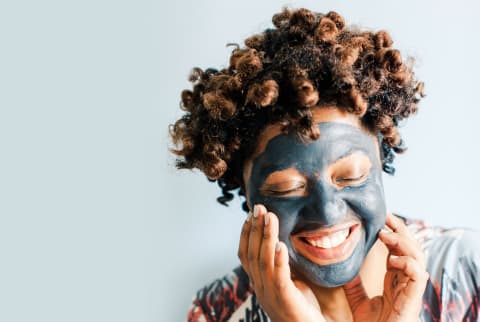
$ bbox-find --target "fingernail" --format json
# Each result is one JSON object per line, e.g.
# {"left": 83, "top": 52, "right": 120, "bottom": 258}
{"left": 390, "top": 255, "right": 399, "bottom": 261}
{"left": 253, "top": 204, "right": 260, "bottom": 218}
{"left": 246, "top": 211, "right": 252, "bottom": 222}
{"left": 275, "top": 242, "right": 281, "bottom": 252}
{"left": 264, "top": 213, "right": 269, "bottom": 226}
{"left": 380, "top": 228, "right": 391, "bottom": 234}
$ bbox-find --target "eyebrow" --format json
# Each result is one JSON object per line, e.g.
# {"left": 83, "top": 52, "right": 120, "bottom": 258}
{"left": 334, "top": 148, "right": 370, "bottom": 162}
{"left": 261, "top": 178, "right": 306, "bottom": 187}
{"left": 258, "top": 163, "right": 299, "bottom": 176}
{"left": 259, "top": 149, "right": 369, "bottom": 174}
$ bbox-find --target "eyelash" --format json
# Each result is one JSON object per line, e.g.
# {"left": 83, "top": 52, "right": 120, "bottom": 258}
{"left": 335, "top": 174, "right": 367, "bottom": 184}
{"left": 263, "top": 173, "right": 368, "bottom": 196}
{"left": 266, "top": 184, "right": 306, "bottom": 196}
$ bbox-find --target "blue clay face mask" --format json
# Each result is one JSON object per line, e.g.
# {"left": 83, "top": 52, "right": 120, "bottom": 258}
{"left": 247, "top": 122, "right": 386, "bottom": 287}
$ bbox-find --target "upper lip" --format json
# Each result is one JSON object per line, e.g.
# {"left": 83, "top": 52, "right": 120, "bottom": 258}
{"left": 292, "top": 221, "right": 359, "bottom": 238}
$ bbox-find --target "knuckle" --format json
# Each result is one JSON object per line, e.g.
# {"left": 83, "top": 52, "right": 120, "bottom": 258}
{"left": 259, "top": 258, "right": 269, "bottom": 272}
{"left": 241, "top": 261, "right": 250, "bottom": 275}
{"left": 241, "top": 224, "right": 250, "bottom": 237}
{"left": 390, "top": 237, "right": 400, "bottom": 248}
{"left": 263, "top": 229, "right": 271, "bottom": 240}
{"left": 274, "top": 279, "right": 288, "bottom": 295}
{"left": 405, "top": 257, "right": 415, "bottom": 268}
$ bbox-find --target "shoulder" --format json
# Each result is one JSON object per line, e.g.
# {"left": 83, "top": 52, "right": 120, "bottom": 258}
{"left": 403, "top": 216, "right": 480, "bottom": 321}
{"left": 404, "top": 216, "right": 479, "bottom": 276}
{"left": 187, "top": 266, "right": 265, "bottom": 322}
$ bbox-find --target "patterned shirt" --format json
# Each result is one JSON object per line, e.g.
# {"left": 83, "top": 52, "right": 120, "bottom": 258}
{"left": 186, "top": 217, "right": 480, "bottom": 322}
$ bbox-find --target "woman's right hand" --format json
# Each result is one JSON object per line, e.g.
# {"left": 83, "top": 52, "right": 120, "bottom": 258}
{"left": 238, "top": 204, "right": 326, "bottom": 322}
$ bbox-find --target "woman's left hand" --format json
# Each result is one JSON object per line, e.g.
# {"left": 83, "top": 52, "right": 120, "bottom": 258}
{"left": 343, "top": 213, "right": 429, "bottom": 322}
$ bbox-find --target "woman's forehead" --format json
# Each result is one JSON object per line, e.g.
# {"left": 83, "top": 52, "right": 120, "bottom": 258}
{"left": 242, "top": 106, "right": 380, "bottom": 185}
{"left": 254, "top": 122, "right": 378, "bottom": 174}
{"left": 250, "top": 106, "right": 372, "bottom": 160}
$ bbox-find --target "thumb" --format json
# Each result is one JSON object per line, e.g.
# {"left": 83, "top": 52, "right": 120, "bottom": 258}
{"left": 343, "top": 275, "right": 369, "bottom": 312}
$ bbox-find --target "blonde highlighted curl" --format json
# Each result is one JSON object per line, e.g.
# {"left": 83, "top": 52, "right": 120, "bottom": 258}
{"left": 170, "top": 8, "right": 425, "bottom": 210}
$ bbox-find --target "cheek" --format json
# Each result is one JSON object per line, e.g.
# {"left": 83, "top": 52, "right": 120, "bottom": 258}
{"left": 250, "top": 196, "right": 303, "bottom": 238}
{"left": 341, "top": 183, "right": 386, "bottom": 225}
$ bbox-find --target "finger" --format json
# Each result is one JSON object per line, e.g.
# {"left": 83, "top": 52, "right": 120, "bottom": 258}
{"left": 388, "top": 256, "right": 429, "bottom": 311}
{"left": 379, "top": 230, "right": 425, "bottom": 266}
{"left": 259, "top": 212, "right": 279, "bottom": 287}
{"left": 384, "top": 270, "right": 408, "bottom": 305}
{"left": 385, "top": 214, "right": 420, "bottom": 250}
{"left": 248, "top": 204, "right": 267, "bottom": 293}
{"left": 385, "top": 213, "right": 409, "bottom": 235}
{"left": 388, "top": 256, "right": 429, "bottom": 284}
{"left": 343, "top": 275, "right": 370, "bottom": 312}
{"left": 238, "top": 210, "right": 253, "bottom": 277}
{"left": 273, "top": 241, "right": 294, "bottom": 297}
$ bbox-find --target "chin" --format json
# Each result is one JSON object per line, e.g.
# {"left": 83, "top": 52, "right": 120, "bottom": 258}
{"left": 288, "top": 228, "right": 369, "bottom": 288}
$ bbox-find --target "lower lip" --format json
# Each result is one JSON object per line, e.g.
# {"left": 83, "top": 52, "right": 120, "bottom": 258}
{"left": 292, "top": 224, "right": 362, "bottom": 265}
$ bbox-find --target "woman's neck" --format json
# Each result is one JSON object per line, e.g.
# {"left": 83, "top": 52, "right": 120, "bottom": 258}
{"left": 304, "top": 235, "right": 389, "bottom": 321}
{"left": 310, "top": 285, "right": 354, "bottom": 321}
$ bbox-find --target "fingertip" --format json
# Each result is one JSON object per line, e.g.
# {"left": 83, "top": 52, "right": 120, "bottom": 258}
{"left": 386, "top": 212, "right": 397, "bottom": 221}
{"left": 274, "top": 241, "right": 288, "bottom": 266}
{"left": 275, "top": 241, "right": 285, "bottom": 253}
{"left": 264, "top": 212, "right": 270, "bottom": 226}
{"left": 378, "top": 228, "right": 390, "bottom": 236}
{"left": 385, "top": 213, "right": 397, "bottom": 226}
{"left": 378, "top": 230, "right": 396, "bottom": 243}
{"left": 388, "top": 254, "right": 400, "bottom": 265}
{"left": 253, "top": 204, "right": 260, "bottom": 218}
{"left": 253, "top": 204, "right": 267, "bottom": 218}
{"left": 281, "top": 242, "right": 290, "bottom": 262}
{"left": 267, "top": 211, "right": 279, "bottom": 229}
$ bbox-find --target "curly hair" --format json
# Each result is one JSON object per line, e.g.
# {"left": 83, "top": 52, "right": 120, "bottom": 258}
{"left": 169, "top": 7, "right": 425, "bottom": 211}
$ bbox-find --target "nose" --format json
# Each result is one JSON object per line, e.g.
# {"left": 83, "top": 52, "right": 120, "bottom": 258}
{"left": 299, "top": 178, "right": 347, "bottom": 225}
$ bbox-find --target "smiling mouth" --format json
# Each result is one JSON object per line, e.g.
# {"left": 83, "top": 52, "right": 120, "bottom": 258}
{"left": 291, "top": 223, "right": 362, "bottom": 265}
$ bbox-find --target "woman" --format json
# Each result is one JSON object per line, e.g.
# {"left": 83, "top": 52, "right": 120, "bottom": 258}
{"left": 170, "top": 7, "right": 479, "bottom": 321}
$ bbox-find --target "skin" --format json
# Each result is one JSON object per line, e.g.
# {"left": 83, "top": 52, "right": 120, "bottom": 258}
{"left": 247, "top": 121, "right": 386, "bottom": 287}
{"left": 238, "top": 106, "right": 429, "bottom": 322}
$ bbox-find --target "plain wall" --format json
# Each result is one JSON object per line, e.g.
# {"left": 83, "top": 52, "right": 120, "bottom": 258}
{"left": 1, "top": 0, "right": 479, "bottom": 321}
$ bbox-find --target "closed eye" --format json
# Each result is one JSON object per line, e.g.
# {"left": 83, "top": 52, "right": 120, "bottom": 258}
{"left": 336, "top": 174, "right": 366, "bottom": 182}
{"left": 259, "top": 168, "right": 308, "bottom": 197}
{"left": 335, "top": 173, "right": 368, "bottom": 186}
{"left": 260, "top": 182, "right": 307, "bottom": 197}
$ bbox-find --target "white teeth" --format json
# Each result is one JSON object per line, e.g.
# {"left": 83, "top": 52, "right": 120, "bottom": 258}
{"left": 305, "top": 228, "right": 350, "bottom": 249}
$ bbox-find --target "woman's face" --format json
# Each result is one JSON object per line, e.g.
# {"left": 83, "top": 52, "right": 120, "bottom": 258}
{"left": 243, "top": 107, "right": 387, "bottom": 287}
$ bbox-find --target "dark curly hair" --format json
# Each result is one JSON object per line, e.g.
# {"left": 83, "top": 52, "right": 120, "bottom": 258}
{"left": 169, "top": 7, "right": 425, "bottom": 211}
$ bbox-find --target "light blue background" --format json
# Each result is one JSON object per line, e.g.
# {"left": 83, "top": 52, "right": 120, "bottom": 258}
{"left": 1, "top": 0, "right": 479, "bottom": 321}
